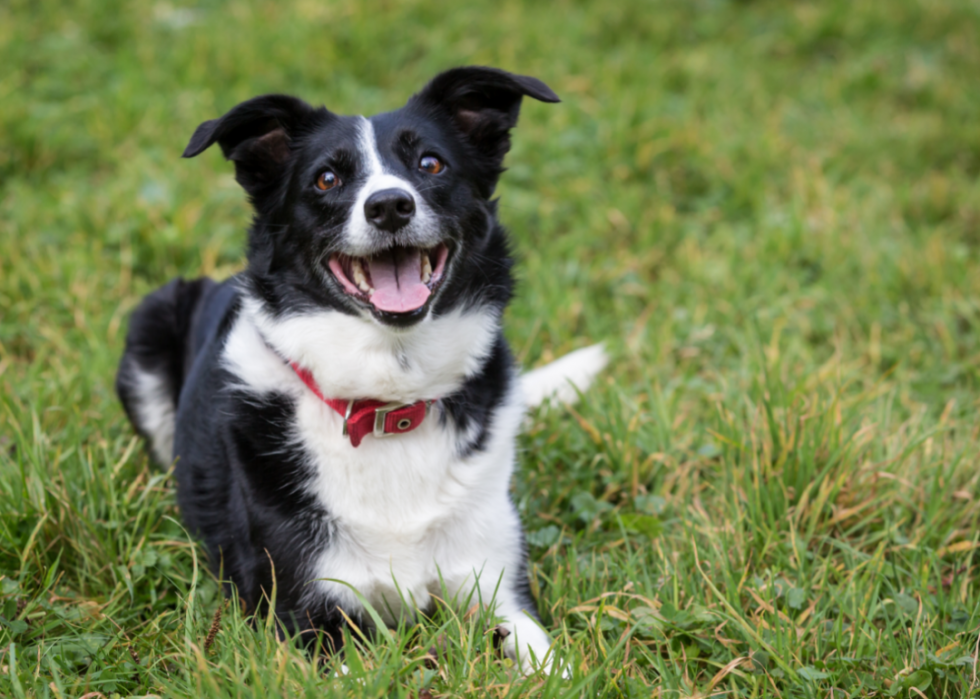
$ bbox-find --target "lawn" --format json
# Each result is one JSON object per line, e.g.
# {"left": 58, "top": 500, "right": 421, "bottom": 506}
{"left": 2, "top": 0, "right": 980, "bottom": 696}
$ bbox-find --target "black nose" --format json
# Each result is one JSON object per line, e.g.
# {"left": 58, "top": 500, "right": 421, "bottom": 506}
{"left": 364, "top": 188, "right": 415, "bottom": 232}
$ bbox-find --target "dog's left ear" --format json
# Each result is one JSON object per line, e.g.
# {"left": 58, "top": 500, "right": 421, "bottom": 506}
{"left": 412, "top": 67, "right": 559, "bottom": 166}
{"left": 182, "top": 94, "right": 316, "bottom": 197}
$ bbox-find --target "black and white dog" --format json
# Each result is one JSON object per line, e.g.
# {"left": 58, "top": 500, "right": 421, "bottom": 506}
{"left": 116, "top": 66, "right": 605, "bottom": 674}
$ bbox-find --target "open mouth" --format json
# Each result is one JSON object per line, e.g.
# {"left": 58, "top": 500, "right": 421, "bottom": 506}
{"left": 327, "top": 243, "right": 450, "bottom": 315}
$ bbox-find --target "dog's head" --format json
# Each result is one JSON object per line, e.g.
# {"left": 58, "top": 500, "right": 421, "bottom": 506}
{"left": 183, "top": 67, "right": 559, "bottom": 329}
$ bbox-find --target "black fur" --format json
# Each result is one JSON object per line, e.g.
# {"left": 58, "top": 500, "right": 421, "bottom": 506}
{"left": 116, "top": 66, "right": 559, "bottom": 656}
{"left": 115, "top": 277, "right": 213, "bottom": 429}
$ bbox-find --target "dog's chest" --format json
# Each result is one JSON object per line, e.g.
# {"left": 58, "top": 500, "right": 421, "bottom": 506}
{"left": 296, "top": 394, "right": 464, "bottom": 530}
{"left": 294, "top": 394, "right": 508, "bottom": 623}
{"left": 222, "top": 308, "right": 517, "bottom": 623}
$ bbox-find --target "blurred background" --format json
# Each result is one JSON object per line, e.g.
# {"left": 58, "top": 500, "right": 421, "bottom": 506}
{"left": 2, "top": 0, "right": 980, "bottom": 696}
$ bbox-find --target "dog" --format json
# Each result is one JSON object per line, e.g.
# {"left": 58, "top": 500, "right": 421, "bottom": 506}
{"left": 116, "top": 66, "right": 606, "bottom": 674}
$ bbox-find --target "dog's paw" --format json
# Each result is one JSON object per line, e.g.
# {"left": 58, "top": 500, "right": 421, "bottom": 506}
{"left": 496, "top": 623, "right": 568, "bottom": 678}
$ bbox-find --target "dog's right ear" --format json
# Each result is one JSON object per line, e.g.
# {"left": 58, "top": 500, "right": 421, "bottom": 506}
{"left": 411, "top": 67, "right": 559, "bottom": 168}
{"left": 183, "top": 94, "right": 315, "bottom": 197}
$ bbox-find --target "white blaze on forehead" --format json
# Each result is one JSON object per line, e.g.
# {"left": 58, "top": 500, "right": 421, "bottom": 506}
{"left": 343, "top": 117, "right": 426, "bottom": 253}
{"left": 358, "top": 117, "right": 386, "bottom": 179}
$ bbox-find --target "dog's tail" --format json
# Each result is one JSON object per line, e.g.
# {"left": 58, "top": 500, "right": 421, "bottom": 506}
{"left": 116, "top": 277, "right": 214, "bottom": 465}
{"left": 521, "top": 344, "right": 608, "bottom": 409}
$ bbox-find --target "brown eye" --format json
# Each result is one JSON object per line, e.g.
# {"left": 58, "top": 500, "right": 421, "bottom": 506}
{"left": 419, "top": 155, "right": 444, "bottom": 175}
{"left": 315, "top": 170, "right": 339, "bottom": 191}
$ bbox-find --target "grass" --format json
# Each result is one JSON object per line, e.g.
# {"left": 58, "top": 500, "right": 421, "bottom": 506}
{"left": 2, "top": 0, "right": 980, "bottom": 696}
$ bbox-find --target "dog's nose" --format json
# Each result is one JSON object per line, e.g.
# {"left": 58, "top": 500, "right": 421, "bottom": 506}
{"left": 364, "top": 188, "right": 415, "bottom": 232}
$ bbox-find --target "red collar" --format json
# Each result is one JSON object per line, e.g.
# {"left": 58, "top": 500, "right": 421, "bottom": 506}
{"left": 290, "top": 363, "right": 434, "bottom": 448}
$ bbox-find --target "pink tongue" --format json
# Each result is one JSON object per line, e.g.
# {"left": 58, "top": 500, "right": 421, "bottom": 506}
{"left": 367, "top": 249, "right": 431, "bottom": 313}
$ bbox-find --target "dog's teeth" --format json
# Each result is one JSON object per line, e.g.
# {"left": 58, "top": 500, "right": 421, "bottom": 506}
{"left": 421, "top": 250, "right": 432, "bottom": 284}
{"left": 351, "top": 258, "right": 373, "bottom": 293}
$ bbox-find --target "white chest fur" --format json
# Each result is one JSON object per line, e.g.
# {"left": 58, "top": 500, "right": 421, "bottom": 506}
{"left": 297, "top": 390, "right": 525, "bottom": 623}
{"left": 222, "top": 299, "right": 527, "bottom": 624}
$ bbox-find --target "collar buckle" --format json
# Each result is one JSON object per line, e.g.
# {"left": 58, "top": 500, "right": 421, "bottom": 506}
{"left": 373, "top": 401, "right": 412, "bottom": 438}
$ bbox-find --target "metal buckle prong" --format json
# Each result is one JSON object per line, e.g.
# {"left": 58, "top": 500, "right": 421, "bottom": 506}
{"left": 342, "top": 399, "right": 354, "bottom": 437}
{"left": 373, "top": 401, "right": 410, "bottom": 438}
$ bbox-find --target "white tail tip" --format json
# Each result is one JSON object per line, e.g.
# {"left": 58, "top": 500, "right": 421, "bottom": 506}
{"left": 521, "top": 343, "right": 608, "bottom": 409}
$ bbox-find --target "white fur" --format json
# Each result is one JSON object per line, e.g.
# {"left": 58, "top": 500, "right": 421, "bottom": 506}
{"left": 223, "top": 297, "right": 564, "bottom": 673}
{"left": 343, "top": 118, "right": 440, "bottom": 254}
{"left": 522, "top": 343, "right": 608, "bottom": 409}
{"left": 125, "top": 361, "right": 177, "bottom": 465}
{"left": 242, "top": 296, "right": 499, "bottom": 403}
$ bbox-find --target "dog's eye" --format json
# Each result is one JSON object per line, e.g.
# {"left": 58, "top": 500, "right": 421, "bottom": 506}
{"left": 419, "top": 155, "right": 444, "bottom": 175}
{"left": 315, "top": 170, "right": 340, "bottom": 191}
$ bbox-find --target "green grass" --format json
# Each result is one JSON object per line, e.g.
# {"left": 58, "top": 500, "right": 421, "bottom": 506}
{"left": 2, "top": 0, "right": 980, "bottom": 696}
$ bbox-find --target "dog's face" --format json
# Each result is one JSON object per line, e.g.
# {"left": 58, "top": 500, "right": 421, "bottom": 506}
{"left": 183, "top": 67, "right": 558, "bottom": 328}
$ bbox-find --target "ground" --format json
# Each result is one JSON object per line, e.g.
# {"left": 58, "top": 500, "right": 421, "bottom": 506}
{"left": 2, "top": 0, "right": 980, "bottom": 697}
